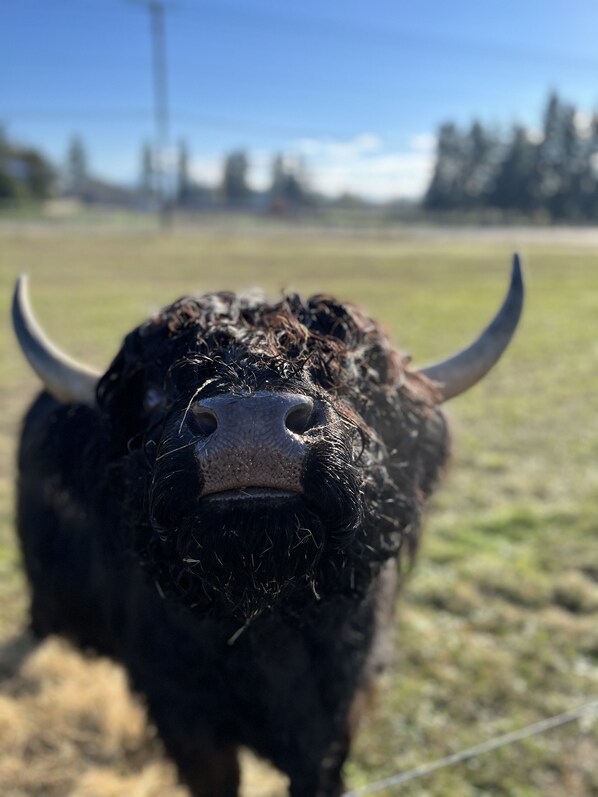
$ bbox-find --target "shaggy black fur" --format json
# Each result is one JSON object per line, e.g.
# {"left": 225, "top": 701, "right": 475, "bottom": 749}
{"left": 17, "top": 291, "right": 449, "bottom": 797}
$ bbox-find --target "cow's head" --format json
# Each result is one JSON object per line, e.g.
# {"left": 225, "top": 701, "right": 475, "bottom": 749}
{"left": 12, "top": 257, "right": 523, "bottom": 619}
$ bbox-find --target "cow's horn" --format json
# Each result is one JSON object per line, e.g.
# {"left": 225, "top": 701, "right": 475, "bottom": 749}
{"left": 12, "top": 275, "right": 100, "bottom": 405}
{"left": 419, "top": 254, "right": 524, "bottom": 401}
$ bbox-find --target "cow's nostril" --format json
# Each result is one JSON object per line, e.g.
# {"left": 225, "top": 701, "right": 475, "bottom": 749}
{"left": 190, "top": 407, "right": 218, "bottom": 437}
{"left": 285, "top": 401, "right": 315, "bottom": 436}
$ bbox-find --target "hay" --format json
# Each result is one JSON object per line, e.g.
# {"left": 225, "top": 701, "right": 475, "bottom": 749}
{"left": 0, "top": 635, "right": 288, "bottom": 797}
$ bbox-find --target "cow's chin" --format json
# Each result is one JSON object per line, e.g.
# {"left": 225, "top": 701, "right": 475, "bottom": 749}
{"left": 145, "top": 443, "right": 364, "bottom": 619}
{"left": 152, "top": 495, "right": 330, "bottom": 620}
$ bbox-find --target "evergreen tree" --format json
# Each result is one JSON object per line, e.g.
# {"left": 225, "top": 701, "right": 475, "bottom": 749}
{"left": 0, "top": 126, "right": 16, "bottom": 200}
{"left": 140, "top": 142, "right": 155, "bottom": 198}
{"left": 0, "top": 128, "right": 54, "bottom": 201}
{"left": 534, "top": 92, "right": 574, "bottom": 218}
{"left": 176, "top": 140, "right": 190, "bottom": 206}
{"left": 555, "top": 105, "right": 584, "bottom": 219}
{"left": 580, "top": 115, "right": 598, "bottom": 219}
{"left": 65, "top": 135, "right": 88, "bottom": 197}
{"left": 269, "top": 153, "right": 310, "bottom": 211}
{"left": 0, "top": 126, "right": 8, "bottom": 161}
{"left": 423, "top": 91, "right": 598, "bottom": 220}
{"left": 25, "top": 149, "right": 55, "bottom": 199}
{"left": 221, "top": 151, "right": 250, "bottom": 202}
{"left": 491, "top": 126, "right": 536, "bottom": 213}
{"left": 462, "top": 121, "right": 500, "bottom": 208}
{"left": 423, "top": 123, "right": 468, "bottom": 210}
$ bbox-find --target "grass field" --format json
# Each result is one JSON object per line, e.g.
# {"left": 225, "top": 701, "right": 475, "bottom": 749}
{"left": 0, "top": 225, "right": 597, "bottom": 796}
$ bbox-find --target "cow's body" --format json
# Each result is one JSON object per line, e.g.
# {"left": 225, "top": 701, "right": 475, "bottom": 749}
{"left": 13, "top": 267, "right": 522, "bottom": 797}
{"left": 19, "top": 390, "right": 400, "bottom": 795}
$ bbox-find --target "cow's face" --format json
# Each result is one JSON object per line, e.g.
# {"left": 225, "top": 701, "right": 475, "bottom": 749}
{"left": 12, "top": 259, "right": 523, "bottom": 618}
{"left": 95, "top": 293, "right": 446, "bottom": 618}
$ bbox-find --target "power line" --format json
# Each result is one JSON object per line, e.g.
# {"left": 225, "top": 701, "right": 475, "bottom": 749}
{"left": 344, "top": 699, "right": 598, "bottom": 796}
{"left": 1, "top": 107, "right": 354, "bottom": 140}
{"left": 175, "top": 1, "right": 598, "bottom": 73}
{"left": 3, "top": 108, "right": 152, "bottom": 121}
{"left": 24, "top": 1, "right": 598, "bottom": 74}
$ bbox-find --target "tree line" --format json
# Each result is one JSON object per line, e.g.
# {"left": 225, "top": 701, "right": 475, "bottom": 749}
{"left": 0, "top": 129, "right": 314, "bottom": 213}
{"left": 4, "top": 91, "right": 598, "bottom": 220}
{"left": 140, "top": 142, "right": 313, "bottom": 212}
{"left": 0, "top": 127, "right": 54, "bottom": 202}
{"left": 424, "top": 92, "right": 598, "bottom": 220}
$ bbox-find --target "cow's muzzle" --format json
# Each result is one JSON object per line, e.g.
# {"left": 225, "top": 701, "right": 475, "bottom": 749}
{"left": 191, "top": 391, "right": 318, "bottom": 498}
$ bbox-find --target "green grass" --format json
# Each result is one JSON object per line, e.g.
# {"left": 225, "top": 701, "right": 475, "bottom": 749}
{"left": 1, "top": 227, "right": 597, "bottom": 796}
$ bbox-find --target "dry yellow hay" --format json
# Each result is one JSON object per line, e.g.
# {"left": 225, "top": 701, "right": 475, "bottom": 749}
{"left": 0, "top": 635, "right": 288, "bottom": 797}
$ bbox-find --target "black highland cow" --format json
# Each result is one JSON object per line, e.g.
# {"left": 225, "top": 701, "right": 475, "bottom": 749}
{"left": 12, "top": 257, "right": 523, "bottom": 797}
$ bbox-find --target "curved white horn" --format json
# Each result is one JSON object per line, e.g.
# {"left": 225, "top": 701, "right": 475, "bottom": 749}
{"left": 419, "top": 254, "right": 524, "bottom": 402}
{"left": 12, "top": 275, "right": 100, "bottom": 405}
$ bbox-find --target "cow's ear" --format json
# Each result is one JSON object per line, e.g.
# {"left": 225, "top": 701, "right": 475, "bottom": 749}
{"left": 12, "top": 275, "right": 100, "bottom": 405}
{"left": 416, "top": 410, "right": 450, "bottom": 499}
{"left": 418, "top": 255, "right": 524, "bottom": 402}
{"left": 94, "top": 351, "right": 150, "bottom": 456}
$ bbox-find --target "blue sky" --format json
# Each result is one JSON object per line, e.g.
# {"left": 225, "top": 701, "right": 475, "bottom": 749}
{"left": 3, "top": 0, "right": 598, "bottom": 199}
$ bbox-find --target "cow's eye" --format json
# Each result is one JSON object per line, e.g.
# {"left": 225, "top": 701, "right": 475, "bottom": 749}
{"left": 143, "top": 387, "right": 165, "bottom": 413}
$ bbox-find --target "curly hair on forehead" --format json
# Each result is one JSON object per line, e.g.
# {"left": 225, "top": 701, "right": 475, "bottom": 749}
{"left": 132, "top": 290, "right": 437, "bottom": 407}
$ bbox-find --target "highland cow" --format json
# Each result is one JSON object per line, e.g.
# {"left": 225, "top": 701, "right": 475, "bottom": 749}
{"left": 12, "top": 257, "right": 523, "bottom": 797}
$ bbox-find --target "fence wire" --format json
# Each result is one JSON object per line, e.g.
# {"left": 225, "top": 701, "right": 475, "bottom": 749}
{"left": 344, "top": 698, "right": 598, "bottom": 796}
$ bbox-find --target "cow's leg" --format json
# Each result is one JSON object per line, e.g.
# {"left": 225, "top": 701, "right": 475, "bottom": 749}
{"left": 286, "top": 686, "right": 372, "bottom": 797}
{"left": 148, "top": 706, "right": 240, "bottom": 797}
{"left": 171, "top": 740, "right": 240, "bottom": 797}
{"left": 287, "top": 736, "right": 349, "bottom": 797}
{"left": 269, "top": 718, "right": 353, "bottom": 797}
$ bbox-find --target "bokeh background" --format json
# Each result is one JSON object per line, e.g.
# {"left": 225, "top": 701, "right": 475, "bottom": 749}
{"left": 1, "top": 2, "right": 597, "bottom": 795}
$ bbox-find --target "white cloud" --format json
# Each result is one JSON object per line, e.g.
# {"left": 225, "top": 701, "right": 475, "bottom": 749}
{"left": 249, "top": 150, "right": 274, "bottom": 191}
{"left": 293, "top": 132, "right": 434, "bottom": 200}
{"left": 189, "top": 156, "right": 222, "bottom": 186}
{"left": 309, "top": 151, "right": 434, "bottom": 200}
{"left": 410, "top": 133, "right": 437, "bottom": 152}
{"left": 296, "top": 133, "right": 382, "bottom": 161}
{"left": 189, "top": 151, "right": 276, "bottom": 192}
{"left": 575, "top": 110, "right": 594, "bottom": 139}
{"left": 187, "top": 132, "right": 436, "bottom": 201}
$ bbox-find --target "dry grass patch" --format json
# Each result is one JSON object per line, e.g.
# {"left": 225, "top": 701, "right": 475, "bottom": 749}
{"left": 0, "top": 636, "right": 287, "bottom": 797}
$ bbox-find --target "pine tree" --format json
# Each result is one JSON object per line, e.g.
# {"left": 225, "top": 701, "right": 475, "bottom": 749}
{"left": 491, "top": 126, "right": 536, "bottom": 214}
{"left": 65, "top": 136, "right": 88, "bottom": 197}
{"left": 423, "top": 90, "right": 598, "bottom": 220}
{"left": 423, "top": 123, "right": 468, "bottom": 210}
{"left": 462, "top": 121, "right": 500, "bottom": 208}
{"left": 580, "top": 114, "right": 598, "bottom": 220}
{"left": 177, "top": 140, "right": 190, "bottom": 206}
{"left": 221, "top": 151, "right": 250, "bottom": 202}
{"left": 269, "top": 153, "right": 310, "bottom": 211}
{"left": 140, "top": 142, "right": 155, "bottom": 198}
{"left": 534, "top": 92, "right": 575, "bottom": 218}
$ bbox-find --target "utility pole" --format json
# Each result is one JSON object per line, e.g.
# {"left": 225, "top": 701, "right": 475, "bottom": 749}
{"left": 130, "top": 0, "right": 174, "bottom": 228}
